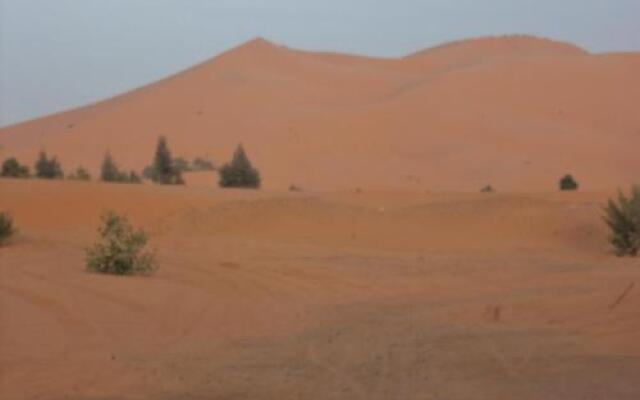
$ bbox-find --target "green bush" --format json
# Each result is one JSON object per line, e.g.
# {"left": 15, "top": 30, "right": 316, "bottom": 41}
{"left": 192, "top": 157, "right": 215, "bottom": 171}
{"left": 101, "top": 152, "right": 141, "bottom": 184}
{"left": 559, "top": 174, "right": 578, "bottom": 191}
{"left": 85, "top": 211, "right": 156, "bottom": 275}
{"left": 604, "top": 186, "right": 640, "bottom": 257}
{"left": 68, "top": 166, "right": 91, "bottom": 181}
{"left": 0, "top": 212, "right": 15, "bottom": 246}
{"left": 35, "top": 151, "right": 63, "bottom": 179}
{"left": 1, "top": 157, "right": 30, "bottom": 178}
{"left": 149, "top": 136, "right": 184, "bottom": 185}
{"left": 219, "top": 144, "right": 260, "bottom": 189}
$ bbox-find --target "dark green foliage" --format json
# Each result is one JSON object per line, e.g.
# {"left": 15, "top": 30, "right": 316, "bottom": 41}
{"left": 192, "top": 157, "right": 215, "bottom": 171}
{"left": 0, "top": 211, "right": 15, "bottom": 246}
{"left": 68, "top": 166, "right": 91, "bottom": 181}
{"left": 150, "top": 136, "right": 184, "bottom": 185}
{"left": 1, "top": 157, "right": 30, "bottom": 178}
{"left": 101, "top": 152, "right": 121, "bottom": 182}
{"left": 219, "top": 144, "right": 260, "bottom": 189}
{"left": 85, "top": 211, "right": 156, "bottom": 275}
{"left": 481, "top": 185, "right": 495, "bottom": 193}
{"left": 100, "top": 153, "right": 141, "bottom": 184}
{"left": 604, "top": 186, "right": 640, "bottom": 257}
{"left": 559, "top": 174, "right": 579, "bottom": 191}
{"left": 34, "top": 151, "right": 63, "bottom": 179}
{"left": 173, "top": 157, "right": 191, "bottom": 173}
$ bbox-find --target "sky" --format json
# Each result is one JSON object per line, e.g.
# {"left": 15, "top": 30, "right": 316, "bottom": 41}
{"left": 1, "top": 0, "right": 639, "bottom": 127}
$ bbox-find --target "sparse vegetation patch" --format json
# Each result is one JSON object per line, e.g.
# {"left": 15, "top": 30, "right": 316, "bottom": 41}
{"left": 86, "top": 211, "right": 156, "bottom": 275}
{"left": 0, "top": 212, "right": 15, "bottom": 246}
{"left": 604, "top": 186, "right": 640, "bottom": 257}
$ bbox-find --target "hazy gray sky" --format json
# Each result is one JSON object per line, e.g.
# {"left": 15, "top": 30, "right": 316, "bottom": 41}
{"left": 1, "top": 0, "right": 639, "bottom": 127}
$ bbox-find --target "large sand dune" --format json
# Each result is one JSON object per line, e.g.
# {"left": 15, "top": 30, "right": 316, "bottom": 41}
{"left": 1, "top": 179, "right": 639, "bottom": 399}
{"left": 1, "top": 35, "right": 639, "bottom": 190}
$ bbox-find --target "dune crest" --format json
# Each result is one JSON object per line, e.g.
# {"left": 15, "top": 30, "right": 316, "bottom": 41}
{"left": 1, "top": 35, "right": 638, "bottom": 191}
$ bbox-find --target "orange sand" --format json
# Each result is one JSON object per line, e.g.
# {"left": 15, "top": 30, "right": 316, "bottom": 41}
{"left": 1, "top": 35, "right": 638, "bottom": 191}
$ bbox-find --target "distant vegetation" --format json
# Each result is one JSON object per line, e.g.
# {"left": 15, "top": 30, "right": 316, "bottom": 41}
{"left": 1, "top": 157, "right": 30, "bottom": 178}
{"left": 481, "top": 184, "right": 495, "bottom": 193}
{"left": 604, "top": 186, "right": 640, "bottom": 257}
{"left": 35, "top": 151, "right": 63, "bottom": 179}
{"left": 192, "top": 157, "right": 215, "bottom": 171}
{"left": 146, "top": 136, "right": 184, "bottom": 185}
{"left": 219, "top": 144, "right": 261, "bottom": 189}
{"left": 67, "top": 166, "right": 91, "bottom": 181}
{"left": 0, "top": 211, "right": 15, "bottom": 246}
{"left": 101, "top": 152, "right": 142, "bottom": 184}
{"left": 559, "top": 174, "right": 579, "bottom": 191}
{"left": 86, "top": 211, "right": 156, "bottom": 275}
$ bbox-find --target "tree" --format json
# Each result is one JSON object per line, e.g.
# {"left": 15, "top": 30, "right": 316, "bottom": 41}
{"left": 1, "top": 157, "right": 30, "bottom": 178}
{"left": 85, "top": 211, "right": 156, "bottom": 275}
{"left": 604, "top": 186, "right": 640, "bottom": 257}
{"left": 219, "top": 144, "right": 261, "bottom": 189}
{"left": 100, "top": 153, "right": 141, "bottom": 184}
{"left": 101, "top": 152, "right": 124, "bottom": 182}
{"left": 34, "top": 151, "right": 63, "bottom": 179}
{"left": 559, "top": 174, "right": 578, "bottom": 191}
{"left": 150, "top": 136, "right": 183, "bottom": 185}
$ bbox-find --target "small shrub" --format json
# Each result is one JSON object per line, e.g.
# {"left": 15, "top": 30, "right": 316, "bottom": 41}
{"left": 192, "top": 157, "right": 215, "bottom": 171}
{"left": 289, "top": 184, "right": 302, "bottom": 192}
{"left": 604, "top": 186, "right": 640, "bottom": 257}
{"left": 35, "top": 151, "right": 63, "bottom": 179}
{"left": 481, "top": 185, "right": 495, "bottom": 193}
{"left": 0, "top": 212, "right": 15, "bottom": 245}
{"left": 85, "top": 211, "right": 156, "bottom": 275}
{"left": 101, "top": 153, "right": 141, "bottom": 184}
{"left": 173, "top": 157, "right": 191, "bottom": 173}
{"left": 68, "top": 166, "right": 91, "bottom": 181}
{"left": 1, "top": 157, "right": 30, "bottom": 178}
{"left": 559, "top": 174, "right": 578, "bottom": 191}
{"left": 219, "top": 144, "right": 260, "bottom": 189}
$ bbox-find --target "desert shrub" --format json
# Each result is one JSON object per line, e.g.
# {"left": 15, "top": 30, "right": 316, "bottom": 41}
{"left": 1, "top": 157, "right": 30, "bottom": 178}
{"left": 149, "top": 136, "right": 184, "bottom": 185}
{"left": 68, "top": 166, "right": 91, "bottom": 181}
{"left": 219, "top": 144, "right": 260, "bottom": 189}
{"left": 481, "top": 185, "right": 495, "bottom": 193}
{"left": 173, "top": 157, "right": 191, "bottom": 173}
{"left": 604, "top": 186, "right": 640, "bottom": 257}
{"left": 559, "top": 174, "right": 578, "bottom": 191}
{"left": 35, "top": 151, "right": 63, "bottom": 179}
{"left": 85, "top": 211, "right": 156, "bottom": 275}
{"left": 0, "top": 212, "right": 15, "bottom": 246}
{"left": 289, "top": 184, "right": 302, "bottom": 192}
{"left": 192, "top": 157, "right": 215, "bottom": 171}
{"left": 101, "top": 153, "right": 141, "bottom": 184}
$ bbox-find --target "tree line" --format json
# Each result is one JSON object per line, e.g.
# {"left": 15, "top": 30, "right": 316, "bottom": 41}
{"left": 0, "top": 136, "right": 261, "bottom": 188}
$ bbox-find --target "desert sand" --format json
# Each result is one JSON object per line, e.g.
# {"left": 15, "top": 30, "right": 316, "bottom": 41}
{"left": 1, "top": 35, "right": 639, "bottom": 399}
{"left": 1, "top": 178, "right": 639, "bottom": 399}
{"left": 1, "top": 35, "right": 639, "bottom": 191}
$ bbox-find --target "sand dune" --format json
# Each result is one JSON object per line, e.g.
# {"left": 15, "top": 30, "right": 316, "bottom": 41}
{"left": 1, "top": 35, "right": 638, "bottom": 190}
{"left": 1, "top": 179, "right": 639, "bottom": 399}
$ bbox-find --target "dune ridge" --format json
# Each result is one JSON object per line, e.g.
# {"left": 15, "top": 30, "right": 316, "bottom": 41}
{"left": 1, "top": 34, "right": 639, "bottom": 191}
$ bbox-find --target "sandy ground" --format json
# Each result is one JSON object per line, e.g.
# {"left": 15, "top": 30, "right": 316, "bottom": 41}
{"left": 1, "top": 178, "right": 639, "bottom": 399}
{"left": 1, "top": 35, "right": 639, "bottom": 191}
